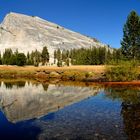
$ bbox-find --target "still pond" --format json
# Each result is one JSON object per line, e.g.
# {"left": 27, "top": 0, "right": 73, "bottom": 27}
{"left": 0, "top": 80, "right": 139, "bottom": 140}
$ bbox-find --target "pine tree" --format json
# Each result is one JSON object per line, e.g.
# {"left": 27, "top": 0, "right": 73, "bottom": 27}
{"left": 10, "top": 54, "right": 17, "bottom": 65}
{"left": 0, "top": 52, "right": 2, "bottom": 65}
{"left": 26, "top": 52, "right": 31, "bottom": 65}
{"left": 54, "top": 50, "right": 57, "bottom": 64}
{"left": 16, "top": 53, "right": 26, "bottom": 66}
{"left": 121, "top": 11, "right": 140, "bottom": 59}
{"left": 3, "top": 49, "right": 13, "bottom": 65}
{"left": 41, "top": 46, "right": 49, "bottom": 65}
{"left": 27, "top": 52, "right": 30, "bottom": 60}
{"left": 34, "top": 50, "right": 41, "bottom": 66}
{"left": 56, "top": 49, "right": 62, "bottom": 67}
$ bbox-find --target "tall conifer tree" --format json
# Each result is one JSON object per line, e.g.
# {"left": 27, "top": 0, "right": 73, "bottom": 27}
{"left": 121, "top": 11, "right": 140, "bottom": 59}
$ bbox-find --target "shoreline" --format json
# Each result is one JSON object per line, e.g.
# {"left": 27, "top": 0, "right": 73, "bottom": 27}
{"left": 1, "top": 78, "right": 140, "bottom": 88}
{"left": 0, "top": 65, "right": 140, "bottom": 84}
{"left": 0, "top": 65, "right": 105, "bottom": 81}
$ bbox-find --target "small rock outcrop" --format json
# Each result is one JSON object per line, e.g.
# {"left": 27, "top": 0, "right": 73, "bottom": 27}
{"left": 49, "top": 71, "right": 61, "bottom": 78}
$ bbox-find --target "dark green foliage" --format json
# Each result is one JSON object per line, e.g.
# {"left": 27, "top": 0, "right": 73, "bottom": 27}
{"left": 54, "top": 46, "right": 122, "bottom": 66}
{"left": 0, "top": 52, "right": 2, "bottom": 65}
{"left": 16, "top": 53, "right": 26, "bottom": 66}
{"left": 2, "top": 48, "right": 13, "bottom": 65}
{"left": 26, "top": 52, "right": 30, "bottom": 62}
{"left": 41, "top": 46, "right": 49, "bottom": 65}
{"left": 56, "top": 49, "right": 62, "bottom": 67}
{"left": 10, "top": 54, "right": 17, "bottom": 65}
{"left": 0, "top": 47, "right": 49, "bottom": 66}
{"left": 31, "top": 50, "right": 42, "bottom": 66}
{"left": 57, "top": 60, "right": 62, "bottom": 67}
{"left": 106, "top": 61, "right": 139, "bottom": 82}
{"left": 121, "top": 11, "right": 140, "bottom": 59}
{"left": 70, "top": 47, "right": 118, "bottom": 65}
{"left": 55, "top": 49, "right": 71, "bottom": 66}
{"left": 26, "top": 52, "right": 32, "bottom": 65}
{"left": 54, "top": 50, "right": 57, "bottom": 64}
{"left": 61, "top": 49, "right": 70, "bottom": 66}
{"left": 26, "top": 47, "right": 50, "bottom": 66}
{"left": 2, "top": 49, "right": 23, "bottom": 65}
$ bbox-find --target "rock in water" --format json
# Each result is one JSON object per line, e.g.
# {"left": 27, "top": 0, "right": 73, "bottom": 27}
{"left": 0, "top": 12, "right": 106, "bottom": 63}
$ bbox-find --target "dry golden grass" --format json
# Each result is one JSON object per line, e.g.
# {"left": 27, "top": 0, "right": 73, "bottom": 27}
{"left": 0, "top": 65, "right": 105, "bottom": 73}
{"left": 0, "top": 65, "right": 140, "bottom": 83}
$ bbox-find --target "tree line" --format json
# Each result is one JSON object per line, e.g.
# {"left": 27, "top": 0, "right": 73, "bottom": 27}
{"left": 54, "top": 10, "right": 140, "bottom": 66}
{"left": 54, "top": 46, "right": 122, "bottom": 66}
{"left": 0, "top": 10, "right": 139, "bottom": 67}
{"left": 0, "top": 46, "right": 49, "bottom": 66}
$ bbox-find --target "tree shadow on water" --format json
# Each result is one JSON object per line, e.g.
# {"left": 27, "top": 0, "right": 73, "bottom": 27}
{"left": 121, "top": 102, "right": 140, "bottom": 140}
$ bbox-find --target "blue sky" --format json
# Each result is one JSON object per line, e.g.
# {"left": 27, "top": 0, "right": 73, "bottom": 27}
{"left": 0, "top": 0, "right": 140, "bottom": 48}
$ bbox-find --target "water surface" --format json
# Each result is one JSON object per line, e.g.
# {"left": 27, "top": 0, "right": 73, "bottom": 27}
{"left": 0, "top": 80, "right": 140, "bottom": 140}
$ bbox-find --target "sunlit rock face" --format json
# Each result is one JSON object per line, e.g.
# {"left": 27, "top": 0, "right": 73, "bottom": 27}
{"left": 0, "top": 12, "right": 106, "bottom": 63}
{"left": 0, "top": 82, "right": 98, "bottom": 123}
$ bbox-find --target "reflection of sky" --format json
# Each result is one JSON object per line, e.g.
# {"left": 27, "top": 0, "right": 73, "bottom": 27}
{"left": 1, "top": 82, "right": 140, "bottom": 140}
{"left": 0, "top": 90, "right": 126, "bottom": 140}
{"left": 30, "top": 92, "right": 126, "bottom": 140}
{"left": 0, "top": 110, "right": 41, "bottom": 140}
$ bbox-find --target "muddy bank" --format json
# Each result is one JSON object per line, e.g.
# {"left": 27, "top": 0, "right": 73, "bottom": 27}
{"left": 0, "top": 69, "right": 106, "bottom": 82}
{"left": 0, "top": 65, "right": 106, "bottom": 82}
{"left": 0, "top": 65, "right": 140, "bottom": 83}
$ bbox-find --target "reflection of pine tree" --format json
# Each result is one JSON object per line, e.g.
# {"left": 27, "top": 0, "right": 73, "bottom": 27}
{"left": 121, "top": 102, "right": 140, "bottom": 140}
{"left": 4, "top": 82, "right": 13, "bottom": 89}
{"left": 105, "top": 86, "right": 140, "bottom": 140}
{"left": 42, "top": 84, "right": 49, "bottom": 91}
{"left": 4, "top": 81, "right": 26, "bottom": 89}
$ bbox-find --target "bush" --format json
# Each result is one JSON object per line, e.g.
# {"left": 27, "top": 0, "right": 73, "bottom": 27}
{"left": 105, "top": 61, "right": 139, "bottom": 82}
{"left": 61, "top": 71, "right": 86, "bottom": 81}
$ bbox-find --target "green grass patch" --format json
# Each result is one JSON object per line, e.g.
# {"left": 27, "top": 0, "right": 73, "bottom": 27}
{"left": 61, "top": 70, "right": 87, "bottom": 81}
{"left": 105, "top": 61, "right": 139, "bottom": 82}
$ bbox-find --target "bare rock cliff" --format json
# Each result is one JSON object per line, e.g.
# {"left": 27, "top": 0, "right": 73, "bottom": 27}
{"left": 0, "top": 12, "right": 106, "bottom": 62}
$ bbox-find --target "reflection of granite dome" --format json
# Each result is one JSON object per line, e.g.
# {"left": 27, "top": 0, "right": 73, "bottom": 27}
{"left": 0, "top": 12, "right": 106, "bottom": 63}
{"left": 0, "top": 82, "right": 98, "bottom": 123}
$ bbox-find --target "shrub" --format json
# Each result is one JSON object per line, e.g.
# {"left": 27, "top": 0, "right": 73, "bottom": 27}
{"left": 105, "top": 61, "right": 139, "bottom": 82}
{"left": 61, "top": 71, "right": 86, "bottom": 81}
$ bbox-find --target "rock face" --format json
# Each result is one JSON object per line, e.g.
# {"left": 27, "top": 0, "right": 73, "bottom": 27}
{"left": 0, "top": 12, "right": 106, "bottom": 63}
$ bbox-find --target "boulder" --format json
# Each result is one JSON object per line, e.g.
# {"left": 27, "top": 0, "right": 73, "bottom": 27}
{"left": 49, "top": 71, "right": 61, "bottom": 79}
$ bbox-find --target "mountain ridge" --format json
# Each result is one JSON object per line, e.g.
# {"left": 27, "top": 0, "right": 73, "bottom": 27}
{"left": 0, "top": 12, "right": 106, "bottom": 63}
